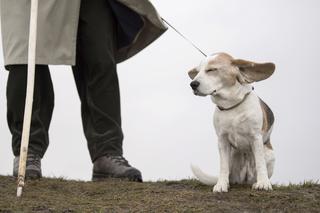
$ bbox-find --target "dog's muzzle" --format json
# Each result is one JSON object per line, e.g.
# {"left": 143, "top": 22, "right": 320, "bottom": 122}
{"left": 190, "top": 81, "right": 200, "bottom": 90}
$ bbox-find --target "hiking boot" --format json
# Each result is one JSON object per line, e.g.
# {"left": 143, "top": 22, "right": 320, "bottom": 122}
{"left": 92, "top": 155, "right": 142, "bottom": 182}
{"left": 13, "top": 154, "right": 42, "bottom": 179}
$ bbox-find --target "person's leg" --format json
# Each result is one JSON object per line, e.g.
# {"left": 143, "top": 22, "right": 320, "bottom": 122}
{"left": 72, "top": 0, "right": 141, "bottom": 181}
{"left": 72, "top": 0, "right": 122, "bottom": 161}
{"left": 6, "top": 65, "right": 54, "bottom": 178}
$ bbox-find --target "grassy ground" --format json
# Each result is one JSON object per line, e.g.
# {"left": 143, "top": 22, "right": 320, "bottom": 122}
{"left": 0, "top": 176, "right": 319, "bottom": 212}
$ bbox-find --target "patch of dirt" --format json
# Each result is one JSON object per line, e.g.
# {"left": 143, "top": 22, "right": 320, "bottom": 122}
{"left": 0, "top": 176, "right": 319, "bottom": 212}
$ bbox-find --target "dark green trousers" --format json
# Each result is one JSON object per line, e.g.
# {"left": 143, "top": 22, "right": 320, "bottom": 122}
{"left": 6, "top": 0, "right": 123, "bottom": 162}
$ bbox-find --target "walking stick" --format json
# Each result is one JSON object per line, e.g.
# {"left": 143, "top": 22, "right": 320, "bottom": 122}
{"left": 17, "top": 0, "right": 39, "bottom": 197}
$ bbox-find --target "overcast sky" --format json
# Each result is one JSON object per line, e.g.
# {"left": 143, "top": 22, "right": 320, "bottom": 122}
{"left": 0, "top": 0, "right": 319, "bottom": 184}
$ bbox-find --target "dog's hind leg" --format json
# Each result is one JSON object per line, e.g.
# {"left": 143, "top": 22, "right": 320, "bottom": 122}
{"left": 251, "top": 136, "right": 273, "bottom": 190}
{"left": 264, "top": 141, "right": 275, "bottom": 178}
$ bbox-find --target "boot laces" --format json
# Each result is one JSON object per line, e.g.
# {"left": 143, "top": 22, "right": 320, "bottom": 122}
{"left": 27, "top": 154, "right": 41, "bottom": 168}
{"left": 109, "top": 156, "right": 130, "bottom": 167}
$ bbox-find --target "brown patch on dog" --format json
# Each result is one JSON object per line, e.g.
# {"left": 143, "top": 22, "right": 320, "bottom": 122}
{"left": 259, "top": 98, "right": 274, "bottom": 133}
{"left": 221, "top": 70, "right": 237, "bottom": 86}
{"left": 188, "top": 68, "right": 199, "bottom": 80}
{"left": 208, "top": 53, "right": 234, "bottom": 66}
{"left": 264, "top": 140, "right": 273, "bottom": 150}
{"left": 208, "top": 53, "right": 237, "bottom": 86}
{"left": 232, "top": 59, "right": 275, "bottom": 83}
{"left": 260, "top": 98, "right": 274, "bottom": 147}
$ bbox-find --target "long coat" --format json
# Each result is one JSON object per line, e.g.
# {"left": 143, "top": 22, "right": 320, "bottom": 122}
{"left": 0, "top": 0, "right": 167, "bottom": 66}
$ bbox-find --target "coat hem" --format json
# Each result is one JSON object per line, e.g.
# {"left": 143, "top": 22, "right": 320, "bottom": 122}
{"left": 4, "top": 57, "right": 76, "bottom": 68}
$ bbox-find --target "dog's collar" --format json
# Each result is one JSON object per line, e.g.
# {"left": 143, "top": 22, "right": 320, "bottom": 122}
{"left": 217, "top": 87, "right": 254, "bottom": 111}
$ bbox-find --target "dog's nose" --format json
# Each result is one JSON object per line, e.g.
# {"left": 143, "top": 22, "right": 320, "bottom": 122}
{"left": 190, "top": 81, "right": 200, "bottom": 90}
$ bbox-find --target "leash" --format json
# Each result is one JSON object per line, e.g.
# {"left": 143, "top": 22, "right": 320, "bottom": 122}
{"left": 161, "top": 18, "right": 207, "bottom": 57}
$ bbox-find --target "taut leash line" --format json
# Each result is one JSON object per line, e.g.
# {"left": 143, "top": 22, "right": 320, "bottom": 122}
{"left": 161, "top": 18, "right": 207, "bottom": 57}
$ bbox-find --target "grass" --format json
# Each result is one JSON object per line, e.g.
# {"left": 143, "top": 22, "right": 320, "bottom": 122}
{"left": 0, "top": 176, "right": 319, "bottom": 212}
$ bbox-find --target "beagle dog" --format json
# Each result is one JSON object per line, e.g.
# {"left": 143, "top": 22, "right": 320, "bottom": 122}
{"left": 189, "top": 53, "right": 275, "bottom": 192}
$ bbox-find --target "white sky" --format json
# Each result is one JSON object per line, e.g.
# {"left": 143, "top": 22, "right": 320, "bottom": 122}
{"left": 0, "top": 0, "right": 319, "bottom": 184}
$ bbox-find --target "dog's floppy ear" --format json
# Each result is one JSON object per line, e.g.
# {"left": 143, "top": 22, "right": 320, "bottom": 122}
{"left": 188, "top": 68, "right": 199, "bottom": 80}
{"left": 232, "top": 59, "right": 275, "bottom": 84}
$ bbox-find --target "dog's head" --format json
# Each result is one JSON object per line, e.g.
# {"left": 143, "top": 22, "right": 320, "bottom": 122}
{"left": 188, "top": 53, "right": 275, "bottom": 97}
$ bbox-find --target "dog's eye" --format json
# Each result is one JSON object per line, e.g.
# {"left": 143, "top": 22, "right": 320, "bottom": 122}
{"left": 206, "top": 68, "right": 218, "bottom": 73}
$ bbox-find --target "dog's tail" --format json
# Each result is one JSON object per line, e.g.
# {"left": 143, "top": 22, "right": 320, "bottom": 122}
{"left": 191, "top": 164, "right": 218, "bottom": 186}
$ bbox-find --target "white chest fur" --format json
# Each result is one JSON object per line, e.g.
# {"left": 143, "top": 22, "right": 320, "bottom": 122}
{"left": 213, "top": 93, "right": 263, "bottom": 151}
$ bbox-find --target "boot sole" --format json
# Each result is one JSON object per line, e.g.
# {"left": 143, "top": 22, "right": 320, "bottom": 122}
{"left": 26, "top": 170, "right": 42, "bottom": 179}
{"left": 92, "top": 171, "right": 142, "bottom": 182}
{"left": 13, "top": 169, "right": 42, "bottom": 180}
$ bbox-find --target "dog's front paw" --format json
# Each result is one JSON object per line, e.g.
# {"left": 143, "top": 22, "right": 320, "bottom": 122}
{"left": 252, "top": 179, "right": 272, "bottom": 191}
{"left": 213, "top": 181, "right": 229, "bottom": 193}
